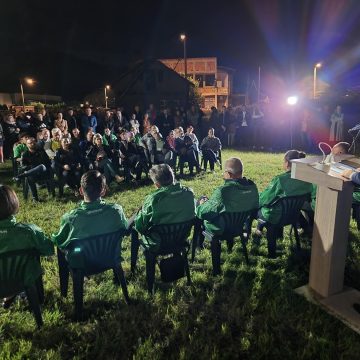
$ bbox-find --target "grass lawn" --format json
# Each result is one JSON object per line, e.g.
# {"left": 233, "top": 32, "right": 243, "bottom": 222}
{"left": 1, "top": 149, "right": 360, "bottom": 359}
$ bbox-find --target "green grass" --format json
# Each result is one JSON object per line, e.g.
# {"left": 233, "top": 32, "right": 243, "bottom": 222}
{"left": 1, "top": 149, "right": 360, "bottom": 359}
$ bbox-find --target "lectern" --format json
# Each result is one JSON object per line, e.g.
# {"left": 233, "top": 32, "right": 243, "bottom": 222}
{"left": 291, "top": 155, "right": 360, "bottom": 332}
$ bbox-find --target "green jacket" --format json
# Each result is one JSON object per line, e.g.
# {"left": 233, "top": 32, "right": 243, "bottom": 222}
{"left": 0, "top": 216, "right": 54, "bottom": 286}
{"left": 51, "top": 199, "right": 128, "bottom": 250}
{"left": 260, "top": 171, "right": 312, "bottom": 224}
{"left": 13, "top": 143, "right": 28, "bottom": 159}
{"left": 134, "top": 182, "right": 195, "bottom": 251}
{"left": 196, "top": 178, "right": 259, "bottom": 234}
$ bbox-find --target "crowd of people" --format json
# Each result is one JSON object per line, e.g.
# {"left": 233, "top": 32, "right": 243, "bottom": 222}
{"left": 0, "top": 104, "right": 230, "bottom": 200}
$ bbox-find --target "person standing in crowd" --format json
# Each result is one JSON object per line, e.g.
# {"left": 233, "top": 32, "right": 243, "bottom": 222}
{"left": 251, "top": 104, "right": 265, "bottom": 150}
{"left": 64, "top": 108, "right": 78, "bottom": 133}
{"left": 329, "top": 105, "right": 344, "bottom": 142}
{"left": 81, "top": 106, "right": 97, "bottom": 136}
{"left": 237, "top": 105, "right": 251, "bottom": 148}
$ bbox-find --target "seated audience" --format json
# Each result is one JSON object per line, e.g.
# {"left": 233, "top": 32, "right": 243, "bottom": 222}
{"left": 52, "top": 170, "right": 128, "bottom": 249}
{"left": 200, "top": 128, "right": 222, "bottom": 171}
{"left": 88, "top": 133, "right": 122, "bottom": 184}
{"left": 0, "top": 185, "right": 54, "bottom": 308}
{"left": 131, "top": 164, "right": 195, "bottom": 270}
{"left": 54, "top": 138, "right": 82, "bottom": 196}
{"left": 15, "top": 137, "right": 55, "bottom": 201}
{"left": 175, "top": 127, "right": 200, "bottom": 176}
{"left": 256, "top": 150, "right": 312, "bottom": 234}
{"left": 196, "top": 157, "right": 258, "bottom": 237}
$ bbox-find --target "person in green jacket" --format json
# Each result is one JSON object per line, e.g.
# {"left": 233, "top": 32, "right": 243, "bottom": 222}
{"left": 195, "top": 157, "right": 259, "bottom": 237}
{"left": 256, "top": 149, "right": 313, "bottom": 231}
{"left": 52, "top": 170, "right": 128, "bottom": 250}
{"left": 131, "top": 164, "right": 195, "bottom": 270}
{"left": 0, "top": 185, "right": 53, "bottom": 308}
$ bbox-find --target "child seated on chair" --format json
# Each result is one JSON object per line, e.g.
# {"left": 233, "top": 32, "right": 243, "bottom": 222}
{"left": 0, "top": 185, "right": 53, "bottom": 308}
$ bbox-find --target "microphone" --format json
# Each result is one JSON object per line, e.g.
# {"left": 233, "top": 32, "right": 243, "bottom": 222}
{"left": 318, "top": 142, "right": 333, "bottom": 164}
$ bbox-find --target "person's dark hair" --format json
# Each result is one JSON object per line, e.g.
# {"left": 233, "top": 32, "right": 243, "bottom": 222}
{"left": 284, "top": 149, "right": 306, "bottom": 162}
{"left": 149, "top": 164, "right": 174, "bottom": 187}
{"left": 80, "top": 170, "right": 106, "bottom": 201}
{"left": 18, "top": 132, "right": 29, "bottom": 140}
{"left": 0, "top": 185, "right": 19, "bottom": 220}
{"left": 334, "top": 141, "right": 350, "bottom": 153}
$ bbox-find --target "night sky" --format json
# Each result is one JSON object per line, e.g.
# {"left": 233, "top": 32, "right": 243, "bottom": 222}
{"left": 2, "top": 0, "right": 360, "bottom": 100}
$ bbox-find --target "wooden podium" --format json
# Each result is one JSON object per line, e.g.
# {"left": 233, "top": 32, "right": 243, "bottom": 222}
{"left": 291, "top": 155, "right": 360, "bottom": 333}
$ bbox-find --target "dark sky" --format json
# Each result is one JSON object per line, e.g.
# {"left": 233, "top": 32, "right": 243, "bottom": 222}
{"left": 2, "top": 0, "right": 360, "bottom": 100}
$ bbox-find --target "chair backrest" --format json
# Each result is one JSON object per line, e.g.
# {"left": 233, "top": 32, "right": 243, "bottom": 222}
{"left": 148, "top": 220, "right": 194, "bottom": 254}
{"left": 65, "top": 230, "right": 125, "bottom": 275}
{"left": 0, "top": 249, "right": 41, "bottom": 297}
{"left": 217, "top": 210, "right": 256, "bottom": 239}
{"left": 270, "top": 194, "right": 310, "bottom": 226}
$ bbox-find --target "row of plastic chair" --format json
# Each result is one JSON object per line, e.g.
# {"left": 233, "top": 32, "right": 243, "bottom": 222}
{"left": 0, "top": 194, "right": 311, "bottom": 328}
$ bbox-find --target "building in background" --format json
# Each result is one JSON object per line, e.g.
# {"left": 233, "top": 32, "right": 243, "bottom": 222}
{"left": 0, "top": 92, "right": 62, "bottom": 107}
{"left": 160, "top": 57, "right": 237, "bottom": 109}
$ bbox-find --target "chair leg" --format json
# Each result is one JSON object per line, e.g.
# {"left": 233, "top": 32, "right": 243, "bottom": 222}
{"left": 113, "top": 266, "right": 130, "bottom": 304}
{"left": 25, "top": 285, "right": 43, "bottom": 329}
{"left": 72, "top": 269, "right": 84, "bottom": 321}
{"left": 183, "top": 252, "right": 191, "bottom": 285}
{"left": 130, "top": 230, "right": 140, "bottom": 273}
{"left": 57, "top": 249, "right": 69, "bottom": 297}
{"left": 293, "top": 223, "right": 301, "bottom": 250}
{"left": 36, "top": 276, "right": 45, "bottom": 304}
{"left": 211, "top": 239, "right": 221, "bottom": 276}
{"left": 145, "top": 252, "right": 156, "bottom": 295}
{"left": 240, "top": 235, "right": 249, "bottom": 264}
{"left": 226, "top": 237, "right": 234, "bottom": 253}
{"left": 266, "top": 226, "right": 277, "bottom": 258}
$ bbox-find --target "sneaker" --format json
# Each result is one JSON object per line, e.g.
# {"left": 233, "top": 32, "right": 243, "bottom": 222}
{"left": 2, "top": 295, "right": 17, "bottom": 309}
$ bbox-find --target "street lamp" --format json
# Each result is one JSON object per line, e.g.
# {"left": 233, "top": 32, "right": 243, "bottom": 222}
{"left": 180, "top": 33, "right": 187, "bottom": 79}
{"left": 20, "top": 77, "right": 35, "bottom": 110}
{"left": 313, "top": 63, "right": 322, "bottom": 99}
{"left": 104, "top": 85, "right": 110, "bottom": 109}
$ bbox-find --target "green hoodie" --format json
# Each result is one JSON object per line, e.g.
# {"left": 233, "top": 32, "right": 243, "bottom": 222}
{"left": 135, "top": 182, "right": 195, "bottom": 251}
{"left": 52, "top": 199, "right": 127, "bottom": 250}
{"left": 260, "top": 171, "right": 312, "bottom": 224}
{"left": 196, "top": 178, "right": 259, "bottom": 234}
{"left": 0, "top": 216, "right": 54, "bottom": 286}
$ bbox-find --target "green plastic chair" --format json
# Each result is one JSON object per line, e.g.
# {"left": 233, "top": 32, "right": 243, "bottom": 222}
{"left": 132, "top": 220, "right": 194, "bottom": 294}
{"left": 259, "top": 194, "right": 311, "bottom": 258}
{"left": 57, "top": 230, "right": 129, "bottom": 320}
{"left": 195, "top": 210, "right": 256, "bottom": 276}
{"left": 0, "top": 249, "right": 44, "bottom": 328}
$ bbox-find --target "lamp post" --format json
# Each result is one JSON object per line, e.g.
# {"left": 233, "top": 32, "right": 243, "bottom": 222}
{"left": 180, "top": 34, "right": 187, "bottom": 79}
{"left": 104, "top": 85, "right": 110, "bottom": 109}
{"left": 20, "top": 77, "right": 34, "bottom": 110}
{"left": 313, "top": 63, "right": 322, "bottom": 99}
{"left": 287, "top": 95, "right": 298, "bottom": 148}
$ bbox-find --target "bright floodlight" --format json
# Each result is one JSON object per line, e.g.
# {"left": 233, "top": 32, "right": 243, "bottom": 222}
{"left": 287, "top": 96, "right": 298, "bottom": 106}
{"left": 105, "top": 85, "right": 110, "bottom": 90}
{"left": 315, "top": 63, "right": 322, "bottom": 68}
{"left": 180, "top": 34, "right": 186, "bottom": 41}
